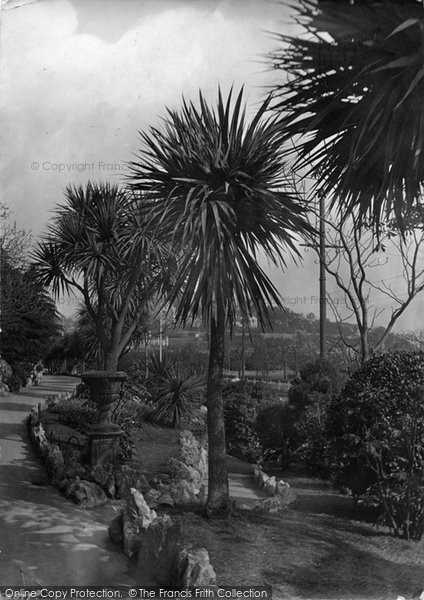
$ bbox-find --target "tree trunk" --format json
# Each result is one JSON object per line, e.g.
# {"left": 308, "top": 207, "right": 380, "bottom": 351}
{"left": 105, "top": 347, "right": 120, "bottom": 371}
{"left": 360, "top": 329, "right": 370, "bottom": 364}
{"left": 206, "top": 308, "right": 231, "bottom": 516}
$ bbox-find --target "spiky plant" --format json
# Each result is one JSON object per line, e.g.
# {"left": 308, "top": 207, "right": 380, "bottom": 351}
{"left": 33, "top": 182, "right": 170, "bottom": 371}
{"left": 128, "top": 87, "right": 311, "bottom": 514}
{"left": 150, "top": 366, "right": 205, "bottom": 428}
{"left": 269, "top": 0, "right": 424, "bottom": 231}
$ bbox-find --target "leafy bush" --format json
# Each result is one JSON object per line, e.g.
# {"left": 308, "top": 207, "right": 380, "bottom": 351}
{"left": 52, "top": 398, "right": 98, "bottom": 434}
{"left": 7, "top": 361, "right": 32, "bottom": 392}
{"left": 223, "top": 381, "right": 278, "bottom": 463}
{"left": 0, "top": 359, "right": 12, "bottom": 380}
{"left": 112, "top": 392, "right": 150, "bottom": 463}
{"left": 283, "top": 359, "right": 347, "bottom": 473}
{"left": 256, "top": 403, "right": 286, "bottom": 461}
{"left": 327, "top": 351, "right": 424, "bottom": 540}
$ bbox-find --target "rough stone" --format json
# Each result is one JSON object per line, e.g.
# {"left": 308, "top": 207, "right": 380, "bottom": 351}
{"left": 129, "top": 488, "right": 157, "bottom": 526}
{"left": 157, "top": 493, "right": 175, "bottom": 507}
{"left": 178, "top": 547, "right": 217, "bottom": 587}
{"left": 67, "top": 479, "right": 108, "bottom": 508}
{"left": 253, "top": 466, "right": 262, "bottom": 487}
{"left": 168, "top": 458, "right": 192, "bottom": 481}
{"left": 122, "top": 488, "right": 159, "bottom": 556}
{"left": 168, "top": 459, "right": 203, "bottom": 492}
{"left": 136, "top": 515, "right": 181, "bottom": 585}
{"left": 253, "top": 496, "right": 282, "bottom": 513}
{"left": 108, "top": 513, "right": 124, "bottom": 544}
{"left": 31, "top": 424, "right": 50, "bottom": 458}
{"left": 45, "top": 445, "right": 65, "bottom": 484}
{"left": 170, "top": 480, "right": 199, "bottom": 506}
{"left": 64, "top": 449, "right": 86, "bottom": 480}
{"left": 275, "top": 480, "right": 296, "bottom": 507}
{"left": 263, "top": 475, "right": 277, "bottom": 496}
{"left": 122, "top": 515, "right": 142, "bottom": 558}
{"left": 115, "top": 465, "right": 150, "bottom": 499}
{"left": 144, "top": 488, "right": 162, "bottom": 508}
{"left": 89, "top": 464, "right": 116, "bottom": 498}
{"left": 179, "top": 430, "right": 202, "bottom": 469}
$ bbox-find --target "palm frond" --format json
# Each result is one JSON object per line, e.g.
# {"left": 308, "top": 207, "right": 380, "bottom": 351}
{"left": 268, "top": 0, "right": 424, "bottom": 231}
{"left": 128, "top": 88, "right": 312, "bottom": 329}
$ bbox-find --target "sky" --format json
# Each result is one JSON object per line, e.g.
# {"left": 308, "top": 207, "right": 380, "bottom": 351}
{"left": 1, "top": 0, "right": 423, "bottom": 332}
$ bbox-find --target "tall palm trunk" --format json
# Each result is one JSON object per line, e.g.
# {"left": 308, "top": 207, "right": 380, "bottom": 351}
{"left": 206, "top": 307, "right": 230, "bottom": 515}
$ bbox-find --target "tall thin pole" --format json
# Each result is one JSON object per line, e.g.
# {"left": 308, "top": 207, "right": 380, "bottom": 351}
{"left": 319, "top": 193, "right": 326, "bottom": 359}
{"left": 159, "top": 313, "right": 163, "bottom": 361}
{"left": 241, "top": 319, "right": 245, "bottom": 380}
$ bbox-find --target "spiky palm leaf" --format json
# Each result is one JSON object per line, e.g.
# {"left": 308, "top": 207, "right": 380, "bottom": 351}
{"left": 269, "top": 0, "right": 424, "bottom": 230}
{"left": 32, "top": 182, "right": 171, "bottom": 370}
{"left": 150, "top": 367, "right": 205, "bottom": 428}
{"left": 128, "top": 88, "right": 311, "bottom": 328}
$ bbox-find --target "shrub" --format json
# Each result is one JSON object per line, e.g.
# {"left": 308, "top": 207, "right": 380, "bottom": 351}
{"left": 256, "top": 403, "right": 286, "bottom": 461}
{"left": 223, "top": 381, "right": 277, "bottom": 463}
{"left": 326, "top": 351, "right": 424, "bottom": 540}
{"left": 150, "top": 368, "right": 205, "bottom": 428}
{"left": 7, "top": 361, "right": 32, "bottom": 392}
{"left": 0, "top": 359, "right": 12, "bottom": 381}
{"left": 52, "top": 398, "right": 98, "bottom": 433}
{"left": 283, "top": 359, "right": 347, "bottom": 473}
{"left": 144, "top": 352, "right": 205, "bottom": 428}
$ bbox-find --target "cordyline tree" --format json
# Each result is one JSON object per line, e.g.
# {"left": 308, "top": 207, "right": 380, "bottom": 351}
{"left": 33, "top": 182, "right": 170, "bottom": 371}
{"left": 268, "top": 0, "right": 424, "bottom": 231}
{"left": 128, "top": 88, "right": 311, "bottom": 514}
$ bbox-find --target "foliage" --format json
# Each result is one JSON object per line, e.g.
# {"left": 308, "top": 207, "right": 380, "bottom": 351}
{"left": 128, "top": 86, "right": 311, "bottom": 512}
{"left": 1, "top": 259, "right": 61, "bottom": 367}
{"left": 117, "top": 350, "right": 146, "bottom": 374}
{"left": 6, "top": 361, "right": 33, "bottom": 393}
{"left": 44, "top": 328, "right": 96, "bottom": 374}
{"left": 327, "top": 351, "right": 424, "bottom": 540}
{"left": 0, "top": 359, "right": 12, "bottom": 380}
{"left": 112, "top": 384, "right": 151, "bottom": 462}
{"left": 128, "top": 87, "right": 310, "bottom": 328}
{"left": 52, "top": 398, "right": 98, "bottom": 434}
{"left": 147, "top": 353, "right": 205, "bottom": 428}
{"left": 223, "top": 381, "right": 279, "bottom": 463}
{"left": 0, "top": 204, "right": 32, "bottom": 268}
{"left": 256, "top": 403, "right": 287, "bottom": 462}
{"left": 163, "top": 344, "right": 208, "bottom": 375}
{"left": 283, "top": 359, "right": 347, "bottom": 473}
{"left": 269, "top": 0, "right": 424, "bottom": 231}
{"left": 33, "top": 182, "right": 171, "bottom": 370}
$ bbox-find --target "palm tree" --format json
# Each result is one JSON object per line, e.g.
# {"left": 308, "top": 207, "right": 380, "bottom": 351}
{"left": 268, "top": 0, "right": 424, "bottom": 231}
{"left": 33, "top": 182, "right": 169, "bottom": 371}
{"left": 128, "top": 88, "right": 311, "bottom": 514}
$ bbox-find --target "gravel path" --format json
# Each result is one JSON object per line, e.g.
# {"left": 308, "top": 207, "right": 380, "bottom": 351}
{"left": 0, "top": 375, "right": 138, "bottom": 587}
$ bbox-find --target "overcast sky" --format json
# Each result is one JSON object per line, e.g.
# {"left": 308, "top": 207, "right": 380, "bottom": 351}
{"left": 1, "top": 0, "right": 423, "bottom": 332}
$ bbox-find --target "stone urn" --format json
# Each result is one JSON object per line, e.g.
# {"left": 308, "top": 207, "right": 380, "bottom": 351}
{"left": 81, "top": 370, "right": 127, "bottom": 466}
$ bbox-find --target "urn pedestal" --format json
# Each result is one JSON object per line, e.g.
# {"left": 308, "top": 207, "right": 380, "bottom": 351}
{"left": 81, "top": 371, "right": 127, "bottom": 466}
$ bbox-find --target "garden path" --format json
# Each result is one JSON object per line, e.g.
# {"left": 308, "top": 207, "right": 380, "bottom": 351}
{"left": 0, "top": 374, "right": 267, "bottom": 587}
{"left": 0, "top": 375, "right": 139, "bottom": 587}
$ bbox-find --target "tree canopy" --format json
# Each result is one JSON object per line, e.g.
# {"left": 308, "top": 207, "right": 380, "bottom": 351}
{"left": 269, "top": 0, "right": 424, "bottom": 231}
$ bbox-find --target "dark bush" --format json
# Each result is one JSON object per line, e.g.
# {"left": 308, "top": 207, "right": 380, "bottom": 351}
{"left": 256, "top": 403, "right": 286, "bottom": 461}
{"left": 223, "top": 381, "right": 278, "bottom": 463}
{"left": 283, "top": 359, "right": 347, "bottom": 474}
{"left": 7, "top": 361, "right": 32, "bottom": 392}
{"left": 326, "top": 351, "right": 424, "bottom": 540}
{"left": 52, "top": 398, "right": 98, "bottom": 434}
